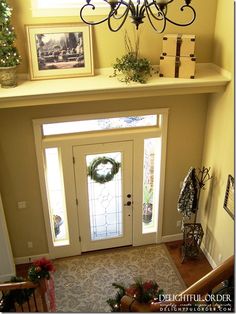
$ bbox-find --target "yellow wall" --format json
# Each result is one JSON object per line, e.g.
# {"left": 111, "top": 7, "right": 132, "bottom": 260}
{"left": 0, "top": 95, "right": 207, "bottom": 257}
{"left": 1, "top": 0, "right": 233, "bottom": 259}
{"left": 199, "top": 0, "right": 234, "bottom": 265}
{"left": 9, "top": 0, "right": 217, "bottom": 72}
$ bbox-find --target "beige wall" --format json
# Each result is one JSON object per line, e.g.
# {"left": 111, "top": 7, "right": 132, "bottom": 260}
{"left": 0, "top": 95, "right": 207, "bottom": 257}
{"left": 9, "top": 0, "right": 217, "bottom": 72}
{"left": 199, "top": 0, "right": 234, "bottom": 265}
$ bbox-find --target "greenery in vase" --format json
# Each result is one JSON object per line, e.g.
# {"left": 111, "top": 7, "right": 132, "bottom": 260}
{"left": 0, "top": 277, "right": 35, "bottom": 312}
{"left": 0, "top": 0, "right": 21, "bottom": 67}
{"left": 112, "top": 31, "right": 152, "bottom": 84}
{"left": 143, "top": 185, "right": 153, "bottom": 204}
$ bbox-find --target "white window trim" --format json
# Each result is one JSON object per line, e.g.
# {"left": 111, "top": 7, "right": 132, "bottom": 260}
{"left": 33, "top": 108, "right": 168, "bottom": 258}
{"left": 31, "top": 0, "right": 111, "bottom": 17}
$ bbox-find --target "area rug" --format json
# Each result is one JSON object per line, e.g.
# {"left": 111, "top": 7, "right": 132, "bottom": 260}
{"left": 53, "top": 244, "right": 186, "bottom": 312}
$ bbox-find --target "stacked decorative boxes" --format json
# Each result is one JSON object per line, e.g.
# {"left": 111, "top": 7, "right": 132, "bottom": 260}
{"left": 159, "top": 34, "right": 196, "bottom": 79}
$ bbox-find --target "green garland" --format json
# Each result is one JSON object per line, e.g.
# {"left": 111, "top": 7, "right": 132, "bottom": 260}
{"left": 88, "top": 157, "right": 120, "bottom": 184}
{"left": 107, "top": 278, "right": 164, "bottom": 312}
{"left": 0, "top": 277, "right": 35, "bottom": 312}
{"left": 0, "top": 258, "right": 55, "bottom": 312}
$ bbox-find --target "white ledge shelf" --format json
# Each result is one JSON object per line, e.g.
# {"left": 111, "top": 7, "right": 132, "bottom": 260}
{"left": 0, "top": 63, "right": 231, "bottom": 109}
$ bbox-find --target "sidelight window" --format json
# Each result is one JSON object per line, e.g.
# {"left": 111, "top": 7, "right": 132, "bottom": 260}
{"left": 142, "top": 138, "right": 161, "bottom": 234}
{"left": 44, "top": 147, "right": 70, "bottom": 246}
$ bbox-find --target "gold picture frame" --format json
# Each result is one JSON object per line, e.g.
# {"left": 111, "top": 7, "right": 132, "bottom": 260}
{"left": 25, "top": 23, "right": 94, "bottom": 80}
{"left": 223, "top": 174, "right": 234, "bottom": 219}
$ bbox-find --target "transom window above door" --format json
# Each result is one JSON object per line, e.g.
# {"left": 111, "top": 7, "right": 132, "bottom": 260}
{"left": 42, "top": 114, "right": 158, "bottom": 136}
{"left": 32, "top": 0, "right": 111, "bottom": 17}
{"left": 35, "top": 0, "right": 104, "bottom": 8}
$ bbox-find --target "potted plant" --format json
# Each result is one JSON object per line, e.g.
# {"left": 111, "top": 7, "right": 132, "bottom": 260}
{"left": 143, "top": 186, "right": 153, "bottom": 224}
{"left": 111, "top": 31, "right": 152, "bottom": 84}
{"left": 53, "top": 214, "right": 63, "bottom": 237}
{"left": 0, "top": 0, "right": 21, "bottom": 88}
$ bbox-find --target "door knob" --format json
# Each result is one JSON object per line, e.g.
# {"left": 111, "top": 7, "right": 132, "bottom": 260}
{"left": 127, "top": 194, "right": 132, "bottom": 198}
{"left": 124, "top": 201, "right": 132, "bottom": 206}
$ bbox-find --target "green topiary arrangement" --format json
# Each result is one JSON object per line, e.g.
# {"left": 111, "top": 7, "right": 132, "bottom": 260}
{"left": 111, "top": 31, "right": 152, "bottom": 84}
{"left": 0, "top": 0, "right": 21, "bottom": 67}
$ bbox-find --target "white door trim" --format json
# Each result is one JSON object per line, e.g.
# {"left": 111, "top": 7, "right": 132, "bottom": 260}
{"left": 33, "top": 108, "right": 169, "bottom": 258}
{"left": 0, "top": 194, "right": 15, "bottom": 281}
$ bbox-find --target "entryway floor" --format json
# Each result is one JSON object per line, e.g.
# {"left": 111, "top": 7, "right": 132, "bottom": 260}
{"left": 165, "top": 240, "right": 212, "bottom": 287}
{"left": 16, "top": 240, "right": 212, "bottom": 288}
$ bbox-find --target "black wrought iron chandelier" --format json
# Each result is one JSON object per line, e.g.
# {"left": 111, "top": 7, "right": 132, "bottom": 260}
{"left": 80, "top": 0, "right": 196, "bottom": 32}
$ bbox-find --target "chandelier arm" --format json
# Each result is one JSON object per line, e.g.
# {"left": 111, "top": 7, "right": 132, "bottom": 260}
{"left": 162, "top": 0, "right": 174, "bottom": 5}
{"left": 139, "top": 2, "right": 149, "bottom": 19}
{"left": 144, "top": 2, "right": 167, "bottom": 21}
{"left": 144, "top": 2, "right": 166, "bottom": 33}
{"left": 79, "top": 0, "right": 196, "bottom": 32}
{"left": 164, "top": 4, "right": 196, "bottom": 27}
{"left": 111, "top": 0, "right": 133, "bottom": 21}
{"left": 80, "top": 2, "right": 113, "bottom": 25}
{"left": 80, "top": 1, "right": 127, "bottom": 26}
{"left": 107, "top": 1, "right": 131, "bottom": 32}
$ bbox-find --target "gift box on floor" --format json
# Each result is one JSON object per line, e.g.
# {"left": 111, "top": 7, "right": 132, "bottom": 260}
{"left": 162, "top": 34, "right": 196, "bottom": 57}
{"left": 159, "top": 55, "right": 196, "bottom": 79}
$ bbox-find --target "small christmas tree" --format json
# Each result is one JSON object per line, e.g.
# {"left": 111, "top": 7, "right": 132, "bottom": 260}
{"left": 0, "top": 0, "right": 20, "bottom": 67}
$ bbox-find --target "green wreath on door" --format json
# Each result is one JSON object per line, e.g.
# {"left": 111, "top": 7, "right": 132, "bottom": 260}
{"left": 87, "top": 156, "right": 121, "bottom": 184}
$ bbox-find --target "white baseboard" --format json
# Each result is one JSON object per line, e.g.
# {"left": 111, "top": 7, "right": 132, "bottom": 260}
{"left": 0, "top": 272, "right": 16, "bottom": 282}
{"left": 161, "top": 233, "right": 183, "bottom": 243}
{"left": 14, "top": 253, "right": 50, "bottom": 265}
{"left": 201, "top": 243, "right": 217, "bottom": 269}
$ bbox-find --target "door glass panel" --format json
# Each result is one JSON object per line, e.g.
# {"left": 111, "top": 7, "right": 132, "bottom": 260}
{"left": 142, "top": 138, "right": 161, "bottom": 234}
{"left": 86, "top": 152, "right": 123, "bottom": 241}
{"left": 45, "top": 147, "right": 69, "bottom": 246}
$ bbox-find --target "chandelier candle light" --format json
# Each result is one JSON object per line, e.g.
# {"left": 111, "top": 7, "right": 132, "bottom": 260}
{"left": 80, "top": 0, "right": 196, "bottom": 32}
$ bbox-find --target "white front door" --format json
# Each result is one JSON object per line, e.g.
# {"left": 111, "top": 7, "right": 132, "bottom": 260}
{"left": 73, "top": 141, "right": 133, "bottom": 252}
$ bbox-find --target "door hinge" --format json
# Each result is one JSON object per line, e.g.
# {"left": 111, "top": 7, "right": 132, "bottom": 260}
{"left": 79, "top": 236, "right": 81, "bottom": 242}
{"left": 73, "top": 156, "right": 75, "bottom": 164}
{"left": 76, "top": 198, "right": 78, "bottom": 205}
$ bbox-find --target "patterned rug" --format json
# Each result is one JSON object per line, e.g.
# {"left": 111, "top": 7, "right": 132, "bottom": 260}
{"left": 53, "top": 244, "right": 186, "bottom": 312}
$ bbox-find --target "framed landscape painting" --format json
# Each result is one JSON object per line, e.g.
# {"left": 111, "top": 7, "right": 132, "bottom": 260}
{"left": 223, "top": 174, "right": 234, "bottom": 219}
{"left": 25, "top": 23, "right": 94, "bottom": 80}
